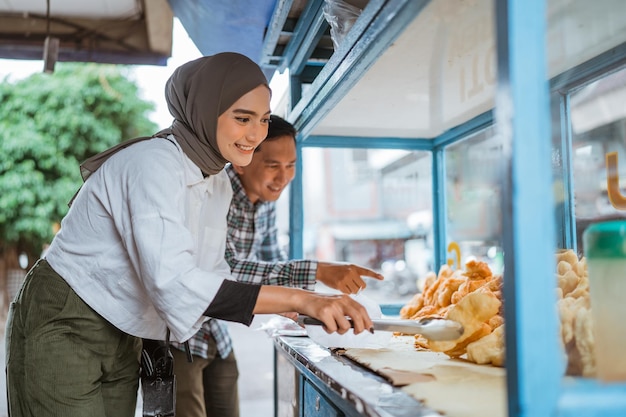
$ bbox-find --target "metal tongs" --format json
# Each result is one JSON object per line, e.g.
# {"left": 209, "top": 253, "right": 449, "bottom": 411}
{"left": 297, "top": 316, "right": 464, "bottom": 341}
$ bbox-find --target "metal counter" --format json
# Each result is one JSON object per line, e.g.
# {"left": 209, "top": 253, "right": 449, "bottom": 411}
{"left": 273, "top": 335, "right": 440, "bottom": 417}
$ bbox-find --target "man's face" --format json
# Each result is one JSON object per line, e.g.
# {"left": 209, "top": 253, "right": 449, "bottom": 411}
{"left": 233, "top": 134, "right": 296, "bottom": 204}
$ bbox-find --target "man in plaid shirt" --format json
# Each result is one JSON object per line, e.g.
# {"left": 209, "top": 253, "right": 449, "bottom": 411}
{"left": 171, "top": 115, "right": 383, "bottom": 417}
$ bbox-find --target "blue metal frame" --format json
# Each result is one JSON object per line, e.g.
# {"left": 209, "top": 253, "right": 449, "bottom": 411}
{"left": 431, "top": 146, "right": 446, "bottom": 270}
{"left": 287, "top": 0, "right": 432, "bottom": 259}
{"left": 550, "top": 41, "right": 626, "bottom": 93}
{"left": 286, "top": 0, "right": 626, "bottom": 415}
{"left": 301, "top": 135, "right": 433, "bottom": 150}
{"left": 290, "top": 110, "right": 495, "bottom": 264}
{"left": 550, "top": 41, "right": 626, "bottom": 253}
{"left": 495, "top": 1, "right": 562, "bottom": 416}
{"left": 289, "top": 139, "right": 305, "bottom": 258}
{"left": 290, "top": 0, "right": 431, "bottom": 138}
{"left": 431, "top": 111, "right": 495, "bottom": 149}
{"left": 430, "top": 111, "right": 495, "bottom": 267}
{"left": 278, "top": 0, "right": 326, "bottom": 74}
{"left": 261, "top": 0, "right": 295, "bottom": 69}
{"left": 285, "top": 0, "right": 388, "bottom": 114}
{"left": 556, "top": 91, "right": 577, "bottom": 251}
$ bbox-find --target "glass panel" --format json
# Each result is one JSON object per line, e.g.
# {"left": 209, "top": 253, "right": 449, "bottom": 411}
{"left": 570, "top": 66, "right": 626, "bottom": 252}
{"left": 566, "top": 66, "right": 626, "bottom": 383}
{"left": 302, "top": 148, "right": 433, "bottom": 304}
{"left": 444, "top": 126, "right": 504, "bottom": 274}
{"left": 547, "top": 0, "right": 626, "bottom": 79}
{"left": 542, "top": 0, "right": 626, "bottom": 386}
{"left": 314, "top": 0, "right": 496, "bottom": 140}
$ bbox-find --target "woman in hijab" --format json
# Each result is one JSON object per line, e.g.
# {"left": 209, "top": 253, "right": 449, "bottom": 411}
{"left": 5, "top": 53, "right": 373, "bottom": 417}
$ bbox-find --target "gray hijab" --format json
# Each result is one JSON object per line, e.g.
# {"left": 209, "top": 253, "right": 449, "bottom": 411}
{"left": 79, "top": 52, "right": 270, "bottom": 180}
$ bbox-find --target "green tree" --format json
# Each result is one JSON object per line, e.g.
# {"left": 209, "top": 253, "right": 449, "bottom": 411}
{"left": 0, "top": 63, "right": 158, "bottom": 292}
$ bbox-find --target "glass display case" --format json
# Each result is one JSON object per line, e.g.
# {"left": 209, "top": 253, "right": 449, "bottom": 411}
{"left": 301, "top": 148, "right": 432, "bottom": 300}
{"left": 268, "top": 0, "right": 626, "bottom": 416}
{"left": 569, "top": 67, "right": 626, "bottom": 250}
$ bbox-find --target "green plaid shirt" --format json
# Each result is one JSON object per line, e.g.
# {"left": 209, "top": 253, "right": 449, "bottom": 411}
{"left": 174, "top": 165, "right": 317, "bottom": 359}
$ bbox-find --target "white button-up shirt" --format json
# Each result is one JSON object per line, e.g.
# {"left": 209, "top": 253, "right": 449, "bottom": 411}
{"left": 45, "top": 136, "right": 235, "bottom": 342}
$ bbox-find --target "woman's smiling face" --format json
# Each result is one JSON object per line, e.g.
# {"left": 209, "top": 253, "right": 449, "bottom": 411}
{"left": 216, "top": 84, "right": 272, "bottom": 167}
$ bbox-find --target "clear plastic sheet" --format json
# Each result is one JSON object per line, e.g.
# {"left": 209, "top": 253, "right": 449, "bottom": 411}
{"left": 257, "top": 315, "right": 308, "bottom": 337}
{"left": 322, "top": 0, "right": 363, "bottom": 50}
{"left": 303, "top": 294, "right": 393, "bottom": 349}
{"left": 256, "top": 294, "right": 392, "bottom": 348}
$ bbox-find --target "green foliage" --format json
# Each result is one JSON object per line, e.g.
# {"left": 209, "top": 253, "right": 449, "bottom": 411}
{"left": 0, "top": 63, "right": 158, "bottom": 258}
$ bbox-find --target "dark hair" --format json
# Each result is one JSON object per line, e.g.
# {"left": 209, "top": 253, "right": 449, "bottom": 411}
{"left": 256, "top": 115, "right": 296, "bottom": 152}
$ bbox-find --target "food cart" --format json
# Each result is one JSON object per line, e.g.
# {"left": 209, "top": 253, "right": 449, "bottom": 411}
{"left": 249, "top": 0, "right": 626, "bottom": 416}
{"left": 2, "top": 0, "right": 625, "bottom": 415}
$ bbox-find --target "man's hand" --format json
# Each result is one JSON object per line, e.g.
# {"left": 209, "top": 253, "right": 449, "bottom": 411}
{"left": 315, "top": 262, "right": 384, "bottom": 294}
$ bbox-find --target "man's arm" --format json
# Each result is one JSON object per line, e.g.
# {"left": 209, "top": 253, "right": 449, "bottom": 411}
{"left": 226, "top": 198, "right": 318, "bottom": 289}
{"left": 225, "top": 238, "right": 318, "bottom": 289}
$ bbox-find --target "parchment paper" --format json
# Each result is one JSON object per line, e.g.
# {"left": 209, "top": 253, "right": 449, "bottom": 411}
{"left": 342, "top": 336, "right": 507, "bottom": 417}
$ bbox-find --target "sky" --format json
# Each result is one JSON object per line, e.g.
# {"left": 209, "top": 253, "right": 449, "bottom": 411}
{"left": 0, "top": 18, "right": 287, "bottom": 130}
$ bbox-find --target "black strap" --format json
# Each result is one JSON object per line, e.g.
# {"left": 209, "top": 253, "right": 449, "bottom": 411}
{"left": 184, "top": 341, "right": 193, "bottom": 363}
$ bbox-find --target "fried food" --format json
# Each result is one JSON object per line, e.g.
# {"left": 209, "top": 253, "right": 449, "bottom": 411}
{"left": 488, "top": 315, "right": 504, "bottom": 329}
{"left": 441, "top": 322, "right": 492, "bottom": 358}
{"left": 450, "top": 261, "right": 491, "bottom": 304}
{"left": 558, "top": 268, "right": 580, "bottom": 297}
{"left": 403, "top": 260, "right": 503, "bottom": 359}
{"left": 556, "top": 249, "right": 595, "bottom": 377}
{"left": 466, "top": 324, "right": 505, "bottom": 366}
{"left": 400, "top": 293, "right": 424, "bottom": 319}
{"left": 429, "top": 288, "right": 501, "bottom": 354}
{"left": 464, "top": 260, "right": 493, "bottom": 280}
{"left": 559, "top": 295, "right": 588, "bottom": 344}
{"left": 574, "top": 306, "right": 595, "bottom": 377}
{"left": 401, "top": 249, "right": 595, "bottom": 376}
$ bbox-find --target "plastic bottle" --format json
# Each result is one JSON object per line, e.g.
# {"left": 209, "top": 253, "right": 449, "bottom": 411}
{"left": 583, "top": 220, "right": 626, "bottom": 382}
